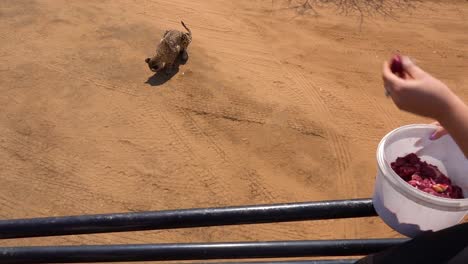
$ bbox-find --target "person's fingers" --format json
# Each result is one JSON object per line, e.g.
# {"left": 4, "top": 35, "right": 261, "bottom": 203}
{"left": 403, "top": 72, "right": 413, "bottom": 80}
{"left": 401, "top": 56, "right": 426, "bottom": 79}
{"left": 384, "top": 81, "right": 393, "bottom": 97}
{"left": 430, "top": 125, "right": 448, "bottom": 140}
{"left": 382, "top": 61, "right": 405, "bottom": 91}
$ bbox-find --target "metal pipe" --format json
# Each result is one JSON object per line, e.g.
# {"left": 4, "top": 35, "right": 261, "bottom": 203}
{"left": 0, "top": 239, "right": 404, "bottom": 264}
{"left": 185, "top": 261, "right": 359, "bottom": 264}
{"left": 0, "top": 199, "right": 376, "bottom": 239}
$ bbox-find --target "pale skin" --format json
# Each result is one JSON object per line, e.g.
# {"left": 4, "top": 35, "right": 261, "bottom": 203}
{"left": 382, "top": 56, "right": 468, "bottom": 157}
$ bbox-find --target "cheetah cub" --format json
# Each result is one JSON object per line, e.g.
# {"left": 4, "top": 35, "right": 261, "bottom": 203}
{"left": 145, "top": 21, "right": 192, "bottom": 74}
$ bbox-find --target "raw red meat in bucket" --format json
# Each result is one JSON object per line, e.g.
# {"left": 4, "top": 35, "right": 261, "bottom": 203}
{"left": 391, "top": 153, "right": 464, "bottom": 199}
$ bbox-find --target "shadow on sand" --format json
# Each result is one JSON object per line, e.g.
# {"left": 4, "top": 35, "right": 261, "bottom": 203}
{"left": 145, "top": 52, "right": 189, "bottom": 86}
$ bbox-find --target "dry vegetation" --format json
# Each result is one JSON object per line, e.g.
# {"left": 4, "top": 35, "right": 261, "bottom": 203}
{"left": 278, "top": 0, "right": 419, "bottom": 26}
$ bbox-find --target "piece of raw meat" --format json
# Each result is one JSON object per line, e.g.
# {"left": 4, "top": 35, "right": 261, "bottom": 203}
{"left": 391, "top": 153, "right": 464, "bottom": 199}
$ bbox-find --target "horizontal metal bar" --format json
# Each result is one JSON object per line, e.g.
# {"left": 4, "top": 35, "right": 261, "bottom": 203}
{"left": 0, "top": 239, "right": 404, "bottom": 263}
{"left": 0, "top": 199, "right": 376, "bottom": 239}
{"left": 160, "top": 260, "right": 359, "bottom": 264}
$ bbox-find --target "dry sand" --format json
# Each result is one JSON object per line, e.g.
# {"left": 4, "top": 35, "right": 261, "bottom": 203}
{"left": 0, "top": 0, "right": 467, "bottom": 260}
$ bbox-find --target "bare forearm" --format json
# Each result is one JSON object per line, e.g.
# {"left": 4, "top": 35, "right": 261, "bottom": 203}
{"left": 440, "top": 96, "right": 468, "bottom": 157}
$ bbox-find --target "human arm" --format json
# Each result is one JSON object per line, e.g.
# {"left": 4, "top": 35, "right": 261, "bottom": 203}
{"left": 382, "top": 56, "right": 468, "bottom": 157}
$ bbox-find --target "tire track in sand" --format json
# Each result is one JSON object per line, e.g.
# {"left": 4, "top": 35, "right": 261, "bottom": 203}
{"left": 134, "top": 95, "right": 238, "bottom": 205}
{"left": 240, "top": 15, "right": 355, "bottom": 196}
{"left": 175, "top": 106, "right": 279, "bottom": 202}
{"left": 283, "top": 66, "right": 353, "bottom": 192}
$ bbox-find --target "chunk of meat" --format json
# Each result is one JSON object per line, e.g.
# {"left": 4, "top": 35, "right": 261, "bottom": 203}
{"left": 390, "top": 55, "right": 404, "bottom": 77}
{"left": 391, "top": 153, "right": 464, "bottom": 199}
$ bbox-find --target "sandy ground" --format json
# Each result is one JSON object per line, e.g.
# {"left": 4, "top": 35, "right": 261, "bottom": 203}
{"left": 0, "top": 0, "right": 467, "bottom": 260}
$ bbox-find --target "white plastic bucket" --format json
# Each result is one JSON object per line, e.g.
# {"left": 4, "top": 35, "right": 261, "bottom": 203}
{"left": 373, "top": 124, "right": 468, "bottom": 237}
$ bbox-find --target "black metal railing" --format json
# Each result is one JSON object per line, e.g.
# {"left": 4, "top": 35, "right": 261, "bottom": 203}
{"left": 0, "top": 198, "right": 377, "bottom": 239}
{"left": 0, "top": 198, "right": 403, "bottom": 264}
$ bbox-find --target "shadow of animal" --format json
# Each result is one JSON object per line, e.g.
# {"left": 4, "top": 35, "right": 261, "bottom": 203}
{"left": 145, "top": 52, "right": 189, "bottom": 86}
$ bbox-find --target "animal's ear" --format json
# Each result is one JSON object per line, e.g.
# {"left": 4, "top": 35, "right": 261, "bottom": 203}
{"left": 145, "top": 58, "right": 151, "bottom": 63}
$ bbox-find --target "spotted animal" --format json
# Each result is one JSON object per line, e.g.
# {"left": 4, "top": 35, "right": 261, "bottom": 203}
{"left": 145, "top": 21, "right": 192, "bottom": 74}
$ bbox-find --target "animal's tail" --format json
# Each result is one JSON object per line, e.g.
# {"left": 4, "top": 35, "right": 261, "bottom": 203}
{"left": 181, "top": 21, "right": 191, "bottom": 36}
